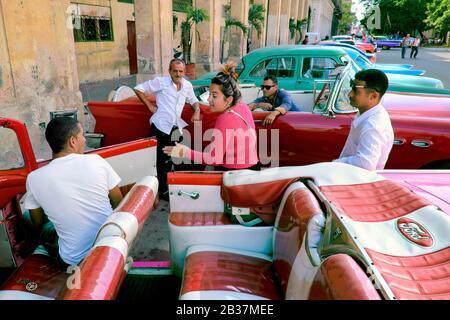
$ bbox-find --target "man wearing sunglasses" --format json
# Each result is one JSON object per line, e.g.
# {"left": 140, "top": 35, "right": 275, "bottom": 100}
{"left": 333, "top": 69, "right": 394, "bottom": 171}
{"left": 248, "top": 75, "right": 300, "bottom": 126}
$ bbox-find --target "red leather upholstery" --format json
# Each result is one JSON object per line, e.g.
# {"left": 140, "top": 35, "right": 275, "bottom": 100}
{"left": 180, "top": 186, "right": 323, "bottom": 300}
{"left": 61, "top": 246, "right": 126, "bottom": 300}
{"left": 169, "top": 212, "right": 233, "bottom": 226}
{"left": 180, "top": 251, "right": 281, "bottom": 300}
{"left": 0, "top": 254, "right": 68, "bottom": 299}
{"left": 366, "top": 247, "right": 450, "bottom": 300}
{"left": 273, "top": 188, "right": 323, "bottom": 296}
{"left": 221, "top": 178, "right": 298, "bottom": 208}
{"left": 309, "top": 254, "right": 381, "bottom": 300}
{"left": 320, "top": 180, "right": 431, "bottom": 222}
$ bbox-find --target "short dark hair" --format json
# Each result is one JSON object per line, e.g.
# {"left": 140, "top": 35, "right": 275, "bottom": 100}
{"left": 355, "top": 69, "right": 389, "bottom": 97}
{"left": 263, "top": 75, "right": 278, "bottom": 85}
{"left": 169, "top": 58, "right": 185, "bottom": 69}
{"left": 45, "top": 117, "right": 80, "bottom": 154}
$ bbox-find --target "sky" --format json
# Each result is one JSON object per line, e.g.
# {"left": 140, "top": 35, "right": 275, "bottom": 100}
{"left": 351, "top": 0, "right": 367, "bottom": 21}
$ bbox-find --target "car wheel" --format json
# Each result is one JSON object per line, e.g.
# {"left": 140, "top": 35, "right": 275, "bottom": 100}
{"left": 383, "top": 46, "right": 389, "bottom": 50}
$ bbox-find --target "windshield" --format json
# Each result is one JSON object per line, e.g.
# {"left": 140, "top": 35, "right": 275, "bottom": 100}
{"left": 334, "top": 66, "right": 358, "bottom": 113}
{"left": 236, "top": 59, "right": 244, "bottom": 76}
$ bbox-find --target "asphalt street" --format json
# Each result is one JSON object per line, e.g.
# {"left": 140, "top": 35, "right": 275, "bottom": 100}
{"left": 375, "top": 47, "right": 450, "bottom": 88}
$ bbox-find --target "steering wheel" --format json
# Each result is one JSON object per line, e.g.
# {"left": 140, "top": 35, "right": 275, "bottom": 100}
{"left": 314, "top": 82, "right": 329, "bottom": 106}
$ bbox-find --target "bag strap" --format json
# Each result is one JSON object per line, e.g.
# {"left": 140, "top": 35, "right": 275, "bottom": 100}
{"left": 228, "top": 109, "right": 257, "bottom": 141}
{"left": 235, "top": 214, "right": 263, "bottom": 227}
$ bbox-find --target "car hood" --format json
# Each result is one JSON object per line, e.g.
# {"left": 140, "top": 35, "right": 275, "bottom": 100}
{"left": 387, "top": 73, "right": 444, "bottom": 89}
{"left": 379, "top": 171, "right": 450, "bottom": 215}
{"left": 382, "top": 91, "right": 450, "bottom": 116}
{"left": 375, "top": 64, "right": 424, "bottom": 75}
{"left": 375, "top": 63, "right": 413, "bottom": 70}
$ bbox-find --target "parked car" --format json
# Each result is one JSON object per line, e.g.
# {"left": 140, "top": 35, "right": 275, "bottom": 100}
{"left": 319, "top": 42, "right": 426, "bottom": 76}
{"left": 191, "top": 45, "right": 448, "bottom": 95}
{"left": 87, "top": 62, "right": 450, "bottom": 169}
{"left": 373, "top": 36, "right": 402, "bottom": 50}
{"left": 1, "top": 118, "right": 449, "bottom": 300}
{"left": 355, "top": 41, "right": 376, "bottom": 53}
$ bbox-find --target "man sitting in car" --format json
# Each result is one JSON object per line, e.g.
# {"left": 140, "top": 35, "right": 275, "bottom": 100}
{"left": 248, "top": 75, "right": 300, "bottom": 126}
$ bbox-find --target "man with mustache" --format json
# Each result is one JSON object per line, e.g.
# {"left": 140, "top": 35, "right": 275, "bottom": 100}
{"left": 134, "top": 59, "right": 201, "bottom": 201}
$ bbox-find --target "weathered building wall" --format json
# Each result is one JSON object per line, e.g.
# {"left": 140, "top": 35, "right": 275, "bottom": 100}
{"left": 73, "top": 0, "right": 135, "bottom": 83}
{"left": 0, "top": 0, "right": 83, "bottom": 159}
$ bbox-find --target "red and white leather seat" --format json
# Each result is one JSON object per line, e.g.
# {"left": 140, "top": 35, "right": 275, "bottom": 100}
{"left": 178, "top": 163, "right": 450, "bottom": 300}
{"left": 0, "top": 176, "right": 158, "bottom": 300}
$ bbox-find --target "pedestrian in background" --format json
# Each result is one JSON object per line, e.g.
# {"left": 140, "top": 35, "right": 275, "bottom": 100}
{"left": 410, "top": 36, "right": 421, "bottom": 59}
{"left": 301, "top": 35, "right": 309, "bottom": 45}
{"left": 401, "top": 33, "right": 411, "bottom": 59}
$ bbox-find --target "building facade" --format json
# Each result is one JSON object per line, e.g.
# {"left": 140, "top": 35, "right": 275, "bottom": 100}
{"left": 1, "top": 0, "right": 340, "bottom": 158}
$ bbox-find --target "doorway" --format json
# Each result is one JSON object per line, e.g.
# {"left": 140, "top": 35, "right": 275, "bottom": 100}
{"left": 127, "top": 21, "right": 138, "bottom": 75}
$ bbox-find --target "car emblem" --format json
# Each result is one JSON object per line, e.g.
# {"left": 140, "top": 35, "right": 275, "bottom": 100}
{"left": 396, "top": 218, "right": 433, "bottom": 247}
{"left": 25, "top": 282, "right": 38, "bottom": 292}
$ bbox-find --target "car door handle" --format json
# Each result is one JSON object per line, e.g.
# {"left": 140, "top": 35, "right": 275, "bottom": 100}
{"left": 254, "top": 120, "right": 263, "bottom": 124}
{"left": 393, "top": 138, "right": 406, "bottom": 145}
{"left": 411, "top": 140, "right": 432, "bottom": 148}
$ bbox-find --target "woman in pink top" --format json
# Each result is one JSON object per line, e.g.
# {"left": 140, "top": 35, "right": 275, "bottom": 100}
{"left": 164, "top": 62, "right": 259, "bottom": 171}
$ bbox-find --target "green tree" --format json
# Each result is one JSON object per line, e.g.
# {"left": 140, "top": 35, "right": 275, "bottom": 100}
{"left": 338, "top": 1, "right": 357, "bottom": 34}
{"left": 360, "top": 0, "right": 429, "bottom": 36}
{"left": 221, "top": 17, "right": 247, "bottom": 63}
{"left": 181, "top": 6, "right": 209, "bottom": 64}
{"left": 426, "top": 0, "right": 450, "bottom": 43}
{"left": 248, "top": 3, "right": 265, "bottom": 51}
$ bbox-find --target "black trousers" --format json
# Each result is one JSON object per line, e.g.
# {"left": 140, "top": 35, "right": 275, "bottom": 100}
{"left": 151, "top": 124, "right": 197, "bottom": 197}
{"left": 410, "top": 46, "right": 418, "bottom": 58}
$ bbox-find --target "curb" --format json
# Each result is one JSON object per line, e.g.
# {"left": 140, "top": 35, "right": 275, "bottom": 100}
{"left": 423, "top": 47, "right": 450, "bottom": 52}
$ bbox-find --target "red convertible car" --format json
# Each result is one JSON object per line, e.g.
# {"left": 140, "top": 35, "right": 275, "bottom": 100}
{"left": 87, "top": 64, "right": 450, "bottom": 169}
{"left": 0, "top": 117, "right": 449, "bottom": 300}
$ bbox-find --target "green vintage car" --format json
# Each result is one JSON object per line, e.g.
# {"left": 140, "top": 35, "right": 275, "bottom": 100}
{"left": 191, "top": 45, "right": 450, "bottom": 95}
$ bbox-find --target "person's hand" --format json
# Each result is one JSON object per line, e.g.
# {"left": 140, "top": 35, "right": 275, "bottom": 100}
{"left": 191, "top": 108, "right": 201, "bottom": 122}
{"left": 163, "top": 143, "right": 190, "bottom": 158}
{"left": 258, "top": 102, "right": 273, "bottom": 111}
{"left": 262, "top": 111, "right": 279, "bottom": 126}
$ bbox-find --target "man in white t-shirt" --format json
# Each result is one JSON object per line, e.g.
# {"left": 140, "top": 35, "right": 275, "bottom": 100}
{"left": 134, "top": 58, "right": 201, "bottom": 200}
{"left": 333, "top": 69, "right": 394, "bottom": 171}
{"left": 23, "top": 117, "right": 123, "bottom": 266}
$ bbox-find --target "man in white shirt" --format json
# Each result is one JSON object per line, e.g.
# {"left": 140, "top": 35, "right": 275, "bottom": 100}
{"left": 134, "top": 58, "right": 201, "bottom": 200}
{"left": 23, "top": 117, "right": 123, "bottom": 266}
{"left": 333, "top": 69, "right": 394, "bottom": 171}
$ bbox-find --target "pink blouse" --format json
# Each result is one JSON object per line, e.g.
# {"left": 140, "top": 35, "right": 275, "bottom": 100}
{"left": 189, "top": 102, "right": 259, "bottom": 169}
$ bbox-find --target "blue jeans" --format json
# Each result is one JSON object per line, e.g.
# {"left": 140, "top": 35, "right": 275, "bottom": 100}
{"left": 21, "top": 211, "right": 67, "bottom": 267}
{"left": 401, "top": 46, "right": 407, "bottom": 58}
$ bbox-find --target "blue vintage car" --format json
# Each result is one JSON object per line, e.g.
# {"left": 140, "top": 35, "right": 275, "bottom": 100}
{"left": 319, "top": 42, "right": 425, "bottom": 76}
{"left": 374, "top": 36, "right": 403, "bottom": 50}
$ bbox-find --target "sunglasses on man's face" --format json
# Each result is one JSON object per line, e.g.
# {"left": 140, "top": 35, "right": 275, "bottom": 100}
{"left": 350, "top": 79, "right": 379, "bottom": 92}
{"left": 261, "top": 85, "right": 275, "bottom": 90}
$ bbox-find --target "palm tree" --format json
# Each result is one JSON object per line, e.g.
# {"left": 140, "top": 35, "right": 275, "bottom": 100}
{"left": 247, "top": 3, "right": 265, "bottom": 51}
{"left": 294, "top": 18, "right": 308, "bottom": 44}
{"left": 181, "top": 6, "right": 209, "bottom": 64}
{"left": 221, "top": 17, "right": 248, "bottom": 63}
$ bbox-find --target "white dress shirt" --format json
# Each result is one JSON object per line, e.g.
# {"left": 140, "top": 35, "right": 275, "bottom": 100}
{"left": 334, "top": 103, "right": 394, "bottom": 170}
{"left": 134, "top": 76, "right": 199, "bottom": 135}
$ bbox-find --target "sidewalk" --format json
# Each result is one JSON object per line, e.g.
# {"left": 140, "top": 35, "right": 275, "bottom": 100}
{"left": 79, "top": 75, "right": 137, "bottom": 102}
{"left": 422, "top": 46, "right": 450, "bottom": 52}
